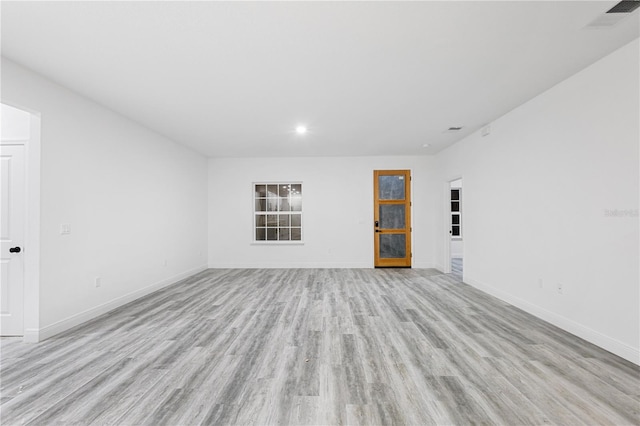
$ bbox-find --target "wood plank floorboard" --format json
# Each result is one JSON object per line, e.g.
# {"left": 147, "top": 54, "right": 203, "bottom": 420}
{"left": 1, "top": 268, "right": 638, "bottom": 425}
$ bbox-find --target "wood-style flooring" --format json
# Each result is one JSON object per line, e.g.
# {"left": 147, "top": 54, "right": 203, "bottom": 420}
{"left": 1, "top": 268, "right": 638, "bottom": 425}
{"left": 451, "top": 258, "right": 462, "bottom": 279}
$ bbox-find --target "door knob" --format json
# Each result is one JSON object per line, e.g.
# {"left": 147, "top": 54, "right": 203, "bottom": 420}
{"left": 9, "top": 247, "right": 21, "bottom": 253}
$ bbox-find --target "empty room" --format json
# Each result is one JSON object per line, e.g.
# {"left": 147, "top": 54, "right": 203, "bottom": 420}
{"left": 1, "top": 1, "right": 638, "bottom": 425}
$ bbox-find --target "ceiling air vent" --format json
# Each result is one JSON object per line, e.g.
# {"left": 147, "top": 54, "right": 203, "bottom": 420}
{"left": 443, "top": 126, "right": 463, "bottom": 134}
{"left": 587, "top": 0, "right": 640, "bottom": 27}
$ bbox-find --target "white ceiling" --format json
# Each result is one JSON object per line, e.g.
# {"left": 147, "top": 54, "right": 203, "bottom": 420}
{"left": 2, "top": 1, "right": 638, "bottom": 158}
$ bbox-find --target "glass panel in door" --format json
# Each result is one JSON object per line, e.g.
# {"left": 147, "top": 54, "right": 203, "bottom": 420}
{"left": 379, "top": 204, "right": 405, "bottom": 229}
{"left": 378, "top": 175, "right": 406, "bottom": 200}
{"left": 379, "top": 234, "right": 406, "bottom": 258}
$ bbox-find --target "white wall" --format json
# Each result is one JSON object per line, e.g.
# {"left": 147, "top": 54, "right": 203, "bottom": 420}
{"left": 209, "top": 156, "right": 436, "bottom": 268}
{"left": 433, "top": 39, "right": 639, "bottom": 364}
{"left": 1, "top": 58, "right": 209, "bottom": 340}
{"left": 1, "top": 103, "right": 31, "bottom": 139}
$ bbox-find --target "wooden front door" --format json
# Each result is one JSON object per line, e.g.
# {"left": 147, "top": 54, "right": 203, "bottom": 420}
{"left": 373, "top": 170, "right": 411, "bottom": 267}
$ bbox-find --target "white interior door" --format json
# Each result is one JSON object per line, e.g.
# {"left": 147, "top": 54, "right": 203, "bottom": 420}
{"left": 1, "top": 144, "right": 25, "bottom": 336}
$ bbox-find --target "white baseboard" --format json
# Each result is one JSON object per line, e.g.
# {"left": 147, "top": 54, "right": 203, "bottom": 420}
{"left": 35, "top": 264, "right": 208, "bottom": 342}
{"left": 23, "top": 328, "right": 40, "bottom": 343}
{"left": 412, "top": 262, "right": 435, "bottom": 269}
{"left": 466, "top": 277, "right": 640, "bottom": 366}
{"left": 209, "top": 262, "right": 439, "bottom": 269}
{"left": 208, "top": 261, "right": 373, "bottom": 269}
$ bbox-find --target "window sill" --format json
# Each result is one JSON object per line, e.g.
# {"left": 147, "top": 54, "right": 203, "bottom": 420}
{"left": 251, "top": 241, "right": 305, "bottom": 246}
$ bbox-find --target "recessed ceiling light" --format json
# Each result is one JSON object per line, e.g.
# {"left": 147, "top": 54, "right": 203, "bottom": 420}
{"left": 295, "top": 125, "right": 307, "bottom": 135}
{"left": 422, "top": 143, "right": 431, "bottom": 148}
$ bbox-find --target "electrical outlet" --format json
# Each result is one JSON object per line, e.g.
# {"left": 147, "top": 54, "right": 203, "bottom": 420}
{"left": 95, "top": 277, "right": 101, "bottom": 288}
{"left": 60, "top": 224, "right": 71, "bottom": 235}
{"left": 557, "top": 282, "right": 563, "bottom": 294}
{"left": 163, "top": 259, "right": 168, "bottom": 267}
{"left": 538, "top": 278, "right": 543, "bottom": 289}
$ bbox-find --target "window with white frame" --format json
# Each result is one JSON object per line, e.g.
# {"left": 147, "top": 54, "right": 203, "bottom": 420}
{"left": 451, "top": 188, "right": 461, "bottom": 238}
{"left": 254, "top": 183, "right": 302, "bottom": 242}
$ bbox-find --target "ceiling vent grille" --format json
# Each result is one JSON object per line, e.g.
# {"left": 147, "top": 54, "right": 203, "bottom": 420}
{"left": 443, "top": 126, "right": 463, "bottom": 134}
{"left": 587, "top": 0, "right": 640, "bottom": 27}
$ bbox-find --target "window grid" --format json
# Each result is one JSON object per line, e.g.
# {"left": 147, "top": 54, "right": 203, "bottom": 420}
{"left": 254, "top": 183, "right": 302, "bottom": 242}
{"left": 451, "top": 188, "right": 461, "bottom": 238}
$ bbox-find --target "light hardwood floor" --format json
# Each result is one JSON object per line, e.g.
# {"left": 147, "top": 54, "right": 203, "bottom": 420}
{"left": 1, "top": 268, "right": 638, "bottom": 425}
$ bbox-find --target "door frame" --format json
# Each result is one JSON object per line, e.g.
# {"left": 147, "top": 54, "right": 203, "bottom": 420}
{"left": 442, "top": 175, "right": 463, "bottom": 274}
{"left": 1, "top": 102, "right": 41, "bottom": 342}
{"left": 373, "top": 169, "right": 412, "bottom": 268}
